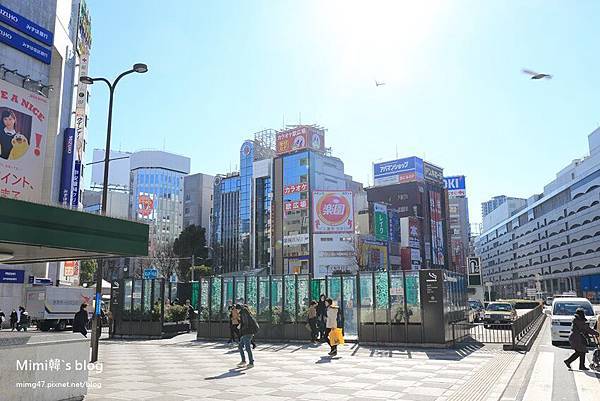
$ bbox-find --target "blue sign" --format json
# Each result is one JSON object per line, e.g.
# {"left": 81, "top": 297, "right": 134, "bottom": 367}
{"left": 0, "top": 24, "right": 51, "bottom": 64}
{"left": 0, "top": 4, "right": 54, "bottom": 46}
{"left": 95, "top": 292, "right": 102, "bottom": 316}
{"left": 444, "top": 176, "right": 466, "bottom": 197}
{"left": 143, "top": 268, "right": 158, "bottom": 280}
{"left": 0, "top": 269, "right": 24, "bottom": 283}
{"left": 59, "top": 128, "right": 75, "bottom": 205}
{"left": 373, "top": 156, "right": 424, "bottom": 182}
{"left": 71, "top": 160, "right": 81, "bottom": 207}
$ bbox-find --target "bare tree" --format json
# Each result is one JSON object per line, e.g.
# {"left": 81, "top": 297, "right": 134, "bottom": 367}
{"left": 353, "top": 236, "right": 366, "bottom": 271}
{"left": 153, "top": 240, "right": 178, "bottom": 280}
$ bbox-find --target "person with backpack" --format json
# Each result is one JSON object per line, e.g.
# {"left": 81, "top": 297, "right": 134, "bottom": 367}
{"left": 564, "top": 308, "right": 599, "bottom": 371}
{"left": 73, "top": 303, "right": 89, "bottom": 337}
{"left": 236, "top": 304, "right": 259, "bottom": 368}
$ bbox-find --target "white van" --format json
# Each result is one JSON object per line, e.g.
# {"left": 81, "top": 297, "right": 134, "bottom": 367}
{"left": 550, "top": 297, "right": 597, "bottom": 344}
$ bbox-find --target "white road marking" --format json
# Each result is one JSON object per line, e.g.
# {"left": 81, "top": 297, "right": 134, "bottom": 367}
{"left": 573, "top": 365, "right": 600, "bottom": 401}
{"left": 522, "top": 351, "right": 553, "bottom": 401}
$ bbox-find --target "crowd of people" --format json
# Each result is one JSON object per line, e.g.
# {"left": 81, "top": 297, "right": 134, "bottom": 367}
{"left": 0, "top": 306, "right": 30, "bottom": 331}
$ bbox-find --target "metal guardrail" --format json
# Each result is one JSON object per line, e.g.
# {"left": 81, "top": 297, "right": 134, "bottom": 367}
{"left": 451, "top": 304, "right": 544, "bottom": 347}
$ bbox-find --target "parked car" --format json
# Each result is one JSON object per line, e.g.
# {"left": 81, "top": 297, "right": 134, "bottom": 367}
{"left": 483, "top": 302, "right": 517, "bottom": 328}
{"left": 550, "top": 297, "right": 597, "bottom": 345}
{"left": 468, "top": 299, "right": 485, "bottom": 323}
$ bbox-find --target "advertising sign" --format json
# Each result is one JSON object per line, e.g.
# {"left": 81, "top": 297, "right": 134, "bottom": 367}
{"left": 408, "top": 216, "right": 421, "bottom": 249}
{"left": 71, "top": 160, "right": 81, "bottom": 207}
{"left": 373, "top": 156, "right": 424, "bottom": 186}
{"left": 444, "top": 175, "right": 466, "bottom": 198}
{"left": 58, "top": 128, "right": 75, "bottom": 204}
{"left": 0, "top": 4, "right": 54, "bottom": 45}
{"left": 423, "top": 162, "right": 444, "bottom": 184}
{"left": 373, "top": 203, "right": 389, "bottom": 241}
{"left": 63, "top": 261, "right": 80, "bottom": 277}
{"left": 284, "top": 199, "right": 308, "bottom": 212}
{"left": 0, "top": 269, "right": 24, "bottom": 283}
{"left": 429, "top": 190, "right": 445, "bottom": 265}
{"left": 313, "top": 233, "right": 356, "bottom": 278}
{"left": 283, "top": 182, "right": 308, "bottom": 195}
{"left": 312, "top": 191, "right": 354, "bottom": 233}
{"left": 276, "top": 126, "right": 325, "bottom": 155}
{"left": 388, "top": 209, "right": 401, "bottom": 243}
{"left": 0, "top": 24, "right": 51, "bottom": 64}
{"left": 138, "top": 194, "right": 154, "bottom": 217}
{"left": 0, "top": 80, "right": 49, "bottom": 203}
{"left": 283, "top": 233, "right": 310, "bottom": 246}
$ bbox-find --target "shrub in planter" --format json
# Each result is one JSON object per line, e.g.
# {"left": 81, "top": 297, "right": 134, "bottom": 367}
{"left": 165, "top": 304, "right": 188, "bottom": 323}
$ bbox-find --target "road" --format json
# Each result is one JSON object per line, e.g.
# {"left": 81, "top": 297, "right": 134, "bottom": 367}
{"left": 501, "top": 318, "right": 600, "bottom": 401}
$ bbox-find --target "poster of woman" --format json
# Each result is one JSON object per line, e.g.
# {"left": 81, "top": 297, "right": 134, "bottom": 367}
{"left": 0, "top": 80, "right": 48, "bottom": 203}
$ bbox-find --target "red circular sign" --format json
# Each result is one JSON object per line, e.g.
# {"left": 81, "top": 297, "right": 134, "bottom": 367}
{"left": 316, "top": 193, "right": 350, "bottom": 226}
{"left": 138, "top": 195, "right": 154, "bottom": 217}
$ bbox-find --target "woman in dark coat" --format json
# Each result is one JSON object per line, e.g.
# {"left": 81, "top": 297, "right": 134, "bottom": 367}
{"left": 316, "top": 294, "right": 327, "bottom": 341}
{"left": 564, "top": 308, "right": 599, "bottom": 371}
{"left": 73, "top": 303, "right": 89, "bottom": 337}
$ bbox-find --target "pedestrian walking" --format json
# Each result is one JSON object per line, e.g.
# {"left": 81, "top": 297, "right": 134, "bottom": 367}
{"left": 237, "top": 304, "right": 259, "bottom": 368}
{"left": 564, "top": 308, "right": 599, "bottom": 371}
{"left": 317, "top": 294, "right": 327, "bottom": 341}
{"left": 243, "top": 304, "right": 257, "bottom": 349}
{"left": 228, "top": 305, "right": 240, "bottom": 344}
{"left": 10, "top": 309, "right": 17, "bottom": 331}
{"left": 16, "top": 306, "right": 29, "bottom": 331}
{"left": 325, "top": 298, "right": 341, "bottom": 357}
{"left": 307, "top": 301, "right": 319, "bottom": 342}
{"left": 73, "top": 303, "right": 89, "bottom": 337}
{"left": 0, "top": 308, "right": 5, "bottom": 330}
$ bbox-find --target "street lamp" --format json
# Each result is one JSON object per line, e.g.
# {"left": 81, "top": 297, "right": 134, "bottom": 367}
{"left": 82, "top": 63, "right": 148, "bottom": 363}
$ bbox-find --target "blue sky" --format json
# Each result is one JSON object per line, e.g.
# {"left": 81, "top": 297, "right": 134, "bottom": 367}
{"left": 84, "top": 1, "right": 600, "bottom": 225}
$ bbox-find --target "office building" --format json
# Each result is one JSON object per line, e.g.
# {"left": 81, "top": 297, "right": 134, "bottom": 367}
{"left": 481, "top": 196, "right": 527, "bottom": 232}
{"left": 211, "top": 131, "right": 276, "bottom": 274}
{"left": 183, "top": 173, "right": 214, "bottom": 238}
{"left": 129, "top": 150, "right": 190, "bottom": 254}
{"left": 444, "top": 176, "right": 471, "bottom": 273}
{"left": 271, "top": 125, "right": 357, "bottom": 278}
{"left": 82, "top": 189, "right": 129, "bottom": 219}
{"left": 368, "top": 157, "right": 451, "bottom": 270}
{"left": 475, "top": 127, "right": 600, "bottom": 302}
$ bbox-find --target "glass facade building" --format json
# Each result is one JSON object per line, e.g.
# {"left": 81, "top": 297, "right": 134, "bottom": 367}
{"left": 212, "top": 174, "right": 241, "bottom": 272}
{"left": 255, "top": 176, "right": 272, "bottom": 270}
{"left": 239, "top": 141, "right": 254, "bottom": 270}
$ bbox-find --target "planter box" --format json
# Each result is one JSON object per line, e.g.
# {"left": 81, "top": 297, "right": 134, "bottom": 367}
{"left": 390, "top": 324, "right": 407, "bottom": 343}
{"left": 255, "top": 322, "right": 270, "bottom": 340}
{"left": 116, "top": 321, "right": 162, "bottom": 337}
{"left": 283, "top": 323, "right": 297, "bottom": 340}
{"left": 296, "top": 322, "right": 312, "bottom": 341}
{"left": 375, "top": 323, "right": 391, "bottom": 343}
{"left": 359, "top": 324, "right": 375, "bottom": 342}
{"left": 162, "top": 321, "right": 190, "bottom": 337}
{"left": 196, "top": 322, "right": 210, "bottom": 339}
{"left": 406, "top": 324, "right": 423, "bottom": 343}
{"left": 209, "top": 322, "right": 228, "bottom": 339}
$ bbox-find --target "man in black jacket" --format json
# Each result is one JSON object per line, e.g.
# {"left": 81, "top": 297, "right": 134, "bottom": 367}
{"left": 73, "top": 303, "right": 89, "bottom": 337}
{"left": 236, "top": 305, "right": 259, "bottom": 368}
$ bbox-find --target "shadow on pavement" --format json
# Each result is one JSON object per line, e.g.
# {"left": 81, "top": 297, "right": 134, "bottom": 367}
{"left": 204, "top": 368, "right": 246, "bottom": 380}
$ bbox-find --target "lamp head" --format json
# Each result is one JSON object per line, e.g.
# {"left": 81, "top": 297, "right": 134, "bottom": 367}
{"left": 79, "top": 76, "right": 94, "bottom": 85}
{"left": 133, "top": 63, "right": 148, "bottom": 73}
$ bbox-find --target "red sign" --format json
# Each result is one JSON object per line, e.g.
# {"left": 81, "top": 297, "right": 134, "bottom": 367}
{"left": 284, "top": 199, "right": 308, "bottom": 212}
{"left": 312, "top": 191, "right": 354, "bottom": 233}
{"left": 138, "top": 194, "right": 154, "bottom": 217}
{"left": 283, "top": 182, "right": 308, "bottom": 195}
{"left": 63, "top": 261, "right": 80, "bottom": 277}
{"left": 276, "top": 126, "right": 325, "bottom": 155}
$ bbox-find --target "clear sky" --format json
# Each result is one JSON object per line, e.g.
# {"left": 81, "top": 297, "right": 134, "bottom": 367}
{"left": 84, "top": 0, "right": 600, "bottom": 225}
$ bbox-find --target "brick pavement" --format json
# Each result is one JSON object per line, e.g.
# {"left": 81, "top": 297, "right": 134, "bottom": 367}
{"left": 86, "top": 335, "right": 522, "bottom": 401}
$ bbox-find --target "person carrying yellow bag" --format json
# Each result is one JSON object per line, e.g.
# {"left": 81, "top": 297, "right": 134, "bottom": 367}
{"left": 325, "top": 298, "right": 343, "bottom": 356}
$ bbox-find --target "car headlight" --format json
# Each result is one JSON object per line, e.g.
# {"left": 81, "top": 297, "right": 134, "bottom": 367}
{"left": 503, "top": 314, "right": 512, "bottom": 319}
{"left": 484, "top": 313, "right": 491, "bottom": 318}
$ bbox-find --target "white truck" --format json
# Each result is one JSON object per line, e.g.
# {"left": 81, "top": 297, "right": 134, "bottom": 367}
{"left": 25, "top": 286, "right": 94, "bottom": 331}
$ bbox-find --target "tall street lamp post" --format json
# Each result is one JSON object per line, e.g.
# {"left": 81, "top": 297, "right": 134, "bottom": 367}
{"left": 80, "top": 63, "right": 148, "bottom": 363}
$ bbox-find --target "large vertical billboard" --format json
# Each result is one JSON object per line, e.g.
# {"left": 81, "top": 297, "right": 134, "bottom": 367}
{"left": 0, "top": 80, "right": 48, "bottom": 203}
{"left": 373, "top": 203, "right": 389, "bottom": 241}
{"left": 373, "top": 156, "right": 424, "bottom": 186}
{"left": 444, "top": 175, "right": 466, "bottom": 198}
{"left": 312, "top": 191, "right": 354, "bottom": 233}
{"left": 429, "top": 190, "right": 445, "bottom": 266}
{"left": 59, "top": 128, "right": 75, "bottom": 204}
{"left": 276, "top": 126, "right": 325, "bottom": 155}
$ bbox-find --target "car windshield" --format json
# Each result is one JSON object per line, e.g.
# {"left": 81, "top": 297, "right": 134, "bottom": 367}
{"left": 487, "top": 304, "right": 512, "bottom": 312}
{"left": 468, "top": 301, "right": 482, "bottom": 309}
{"left": 552, "top": 302, "right": 594, "bottom": 316}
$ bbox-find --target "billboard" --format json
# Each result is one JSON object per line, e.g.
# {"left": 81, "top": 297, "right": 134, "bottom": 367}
{"left": 0, "top": 80, "right": 49, "bottom": 203}
{"left": 284, "top": 199, "right": 308, "bottom": 212}
{"left": 429, "top": 190, "right": 445, "bottom": 266}
{"left": 283, "top": 182, "right": 308, "bottom": 195}
{"left": 423, "top": 162, "right": 444, "bottom": 184}
{"left": 373, "top": 203, "right": 389, "bottom": 241}
{"left": 63, "top": 261, "right": 80, "bottom": 277}
{"left": 0, "top": 4, "right": 54, "bottom": 46}
{"left": 71, "top": 160, "right": 81, "bottom": 207}
{"left": 283, "top": 233, "right": 310, "bottom": 246}
{"left": 59, "top": 128, "right": 75, "bottom": 204}
{"left": 373, "top": 156, "right": 424, "bottom": 186}
{"left": 0, "top": 24, "right": 51, "bottom": 64}
{"left": 138, "top": 194, "right": 154, "bottom": 217}
{"left": 276, "top": 126, "right": 325, "bottom": 155}
{"left": 388, "top": 209, "right": 401, "bottom": 243}
{"left": 313, "top": 233, "right": 356, "bottom": 278}
{"left": 312, "top": 191, "right": 354, "bottom": 233}
{"left": 444, "top": 175, "right": 466, "bottom": 198}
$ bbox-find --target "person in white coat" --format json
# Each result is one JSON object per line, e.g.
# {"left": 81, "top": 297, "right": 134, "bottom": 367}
{"left": 325, "top": 298, "right": 340, "bottom": 356}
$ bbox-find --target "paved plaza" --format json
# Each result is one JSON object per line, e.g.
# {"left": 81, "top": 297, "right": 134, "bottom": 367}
{"left": 86, "top": 334, "right": 523, "bottom": 401}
